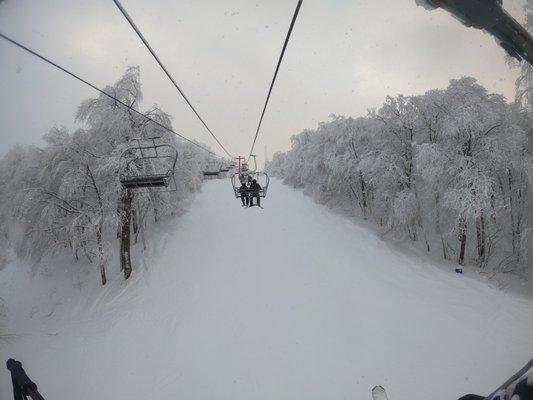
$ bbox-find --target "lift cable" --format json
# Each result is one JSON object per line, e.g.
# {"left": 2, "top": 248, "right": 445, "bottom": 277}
{"left": 247, "top": 0, "right": 303, "bottom": 161}
{"left": 0, "top": 32, "right": 217, "bottom": 157}
{"left": 112, "top": 0, "right": 233, "bottom": 159}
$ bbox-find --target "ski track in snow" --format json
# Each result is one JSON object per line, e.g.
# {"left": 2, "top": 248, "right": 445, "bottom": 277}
{"left": 1, "top": 179, "right": 533, "bottom": 400}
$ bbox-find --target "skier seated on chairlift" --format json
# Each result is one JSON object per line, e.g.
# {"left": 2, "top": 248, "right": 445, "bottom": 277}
{"left": 249, "top": 179, "right": 262, "bottom": 207}
{"left": 239, "top": 182, "right": 249, "bottom": 207}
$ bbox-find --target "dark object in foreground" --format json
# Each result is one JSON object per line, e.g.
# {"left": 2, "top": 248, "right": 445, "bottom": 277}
{"left": 483, "top": 358, "right": 533, "bottom": 400}
{"left": 455, "top": 358, "right": 533, "bottom": 399}
{"left": 416, "top": 0, "right": 533, "bottom": 65}
{"left": 7, "top": 357, "right": 532, "bottom": 400}
{"left": 372, "top": 358, "right": 533, "bottom": 400}
{"left": 6, "top": 359, "right": 46, "bottom": 400}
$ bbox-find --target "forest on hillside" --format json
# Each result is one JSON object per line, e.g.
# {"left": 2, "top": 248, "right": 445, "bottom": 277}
{"left": 267, "top": 75, "right": 533, "bottom": 278}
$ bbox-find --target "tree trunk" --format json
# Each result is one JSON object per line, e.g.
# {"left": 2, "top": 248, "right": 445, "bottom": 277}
{"left": 360, "top": 172, "right": 368, "bottom": 219}
{"left": 100, "top": 263, "right": 107, "bottom": 286}
{"left": 476, "top": 212, "right": 486, "bottom": 267}
{"left": 141, "top": 224, "right": 147, "bottom": 251}
{"left": 97, "top": 227, "right": 107, "bottom": 285}
{"left": 508, "top": 170, "right": 517, "bottom": 255}
{"left": 120, "top": 189, "right": 133, "bottom": 280}
{"left": 117, "top": 200, "right": 122, "bottom": 239}
{"left": 409, "top": 222, "right": 418, "bottom": 242}
{"left": 458, "top": 217, "right": 467, "bottom": 266}
{"left": 132, "top": 206, "right": 139, "bottom": 235}
{"left": 435, "top": 191, "right": 441, "bottom": 234}
{"left": 117, "top": 189, "right": 125, "bottom": 272}
{"left": 85, "top": 163, "right": 107, "bottom": 285}
{"left": 515, "top": 185, "right": 523, "bottom": 263}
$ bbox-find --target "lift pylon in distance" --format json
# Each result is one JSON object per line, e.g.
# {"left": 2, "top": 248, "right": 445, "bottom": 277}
{"left": 119, "top": 137, "right": 178, "bottom": 191}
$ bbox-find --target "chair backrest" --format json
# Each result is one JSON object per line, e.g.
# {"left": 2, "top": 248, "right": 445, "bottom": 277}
{"left": 119, "top": 138, "right": 178, "bottom": 191}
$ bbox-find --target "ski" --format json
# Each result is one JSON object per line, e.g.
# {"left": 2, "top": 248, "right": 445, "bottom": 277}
{"left": 372, "top": 385, "right": 388, "bottom": 400}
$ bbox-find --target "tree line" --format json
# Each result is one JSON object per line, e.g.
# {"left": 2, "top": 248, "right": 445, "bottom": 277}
{"left": 267, "top": 76, "right": 533, "bottom": 277}
{"left": 0, "top": 67, "right": 211, "bottom": 284}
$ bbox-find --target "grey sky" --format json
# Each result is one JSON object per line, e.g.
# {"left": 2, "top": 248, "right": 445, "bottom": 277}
{"left": 0, "top": 0, "right": 528, "bottom": 163}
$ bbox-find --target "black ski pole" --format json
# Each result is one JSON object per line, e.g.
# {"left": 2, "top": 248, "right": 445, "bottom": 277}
{"left": 6, "top": 359, "right": 46, "bottom": 400}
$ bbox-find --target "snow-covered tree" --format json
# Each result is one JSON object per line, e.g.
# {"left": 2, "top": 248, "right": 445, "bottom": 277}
{"left": 0, "top": 67, "right": 210, "bottom": 285}
{"left": 267, "top": 76, "right": 533, "bottom": 278}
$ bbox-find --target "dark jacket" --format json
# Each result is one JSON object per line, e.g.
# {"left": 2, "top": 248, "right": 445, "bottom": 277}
{"left": 250, "top": 182, "right": 262, "bottom": 194}
{"left": 239, "top": 184, "right": 249, "bottom": 194}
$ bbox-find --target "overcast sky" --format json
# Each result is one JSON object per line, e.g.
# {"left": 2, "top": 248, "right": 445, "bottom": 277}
{"left": 0, "top": 0, "right": 528, "bottom": 163}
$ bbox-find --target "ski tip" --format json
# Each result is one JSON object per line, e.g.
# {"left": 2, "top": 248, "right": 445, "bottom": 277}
{"left": 372, "top": 385, "right": 388, "bottom": 400}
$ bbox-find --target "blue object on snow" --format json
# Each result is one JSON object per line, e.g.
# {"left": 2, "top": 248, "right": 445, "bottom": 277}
{"left": 455, "top": 268, "right": 463, "bottom": 274}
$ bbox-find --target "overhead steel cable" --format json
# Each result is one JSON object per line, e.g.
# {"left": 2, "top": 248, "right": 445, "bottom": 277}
{"left": 112, "top": 0, "right": 233, "bottom": 159}
{"left": 0, "top": 32, "right": 217, "bottom": 157}
{"left": 247, "top": 0, "right": 303, "bottom": 161}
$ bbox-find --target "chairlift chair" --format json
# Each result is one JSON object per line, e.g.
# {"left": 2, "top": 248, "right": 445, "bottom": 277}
{"left": 230, "top": 155, "right": 269, "bottom": 199}
{"left": 119, "top": 137, "right": 178, "bottom": 191}
{"left": 203, "top": 171, "right": 220, "bottom": 177}
{"left": 231, "top": 171, "right": 270, "bottom": 199}
{"left": 203, "top": 160, "right": 221, "bottom": 177}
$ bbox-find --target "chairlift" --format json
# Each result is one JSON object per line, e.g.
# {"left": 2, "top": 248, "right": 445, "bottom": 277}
{"left": 203, "top": 160, "right": 221, "bottom": 177}
{"left": 231, "top": 171, "right": 269, "bottom": 198}
{"left": 119, "top": 137, "right": 178, "bottom": 191}
{"left": 230, "top": 155, "right": 270, "bottom": 199}
{"left": 203, "top": 170, "right": 220, "bottom": 177}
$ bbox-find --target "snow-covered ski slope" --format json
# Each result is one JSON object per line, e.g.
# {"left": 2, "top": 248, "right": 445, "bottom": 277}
{"left": 1, "top": 179, "right": 533, "bottom": 400}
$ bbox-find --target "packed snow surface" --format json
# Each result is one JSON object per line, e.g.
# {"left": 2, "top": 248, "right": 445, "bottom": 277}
{"left": 1, "top": 179, "right": 533, "bottom": 400}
